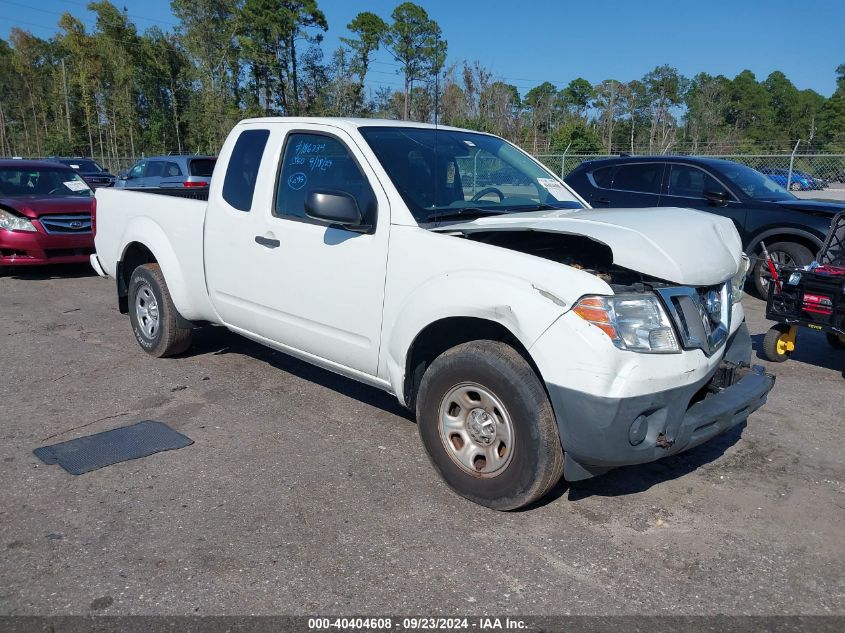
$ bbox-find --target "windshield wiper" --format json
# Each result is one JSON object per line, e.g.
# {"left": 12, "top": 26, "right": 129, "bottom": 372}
{"left": 426, "top": 208, "right": 513, "bottom": 222}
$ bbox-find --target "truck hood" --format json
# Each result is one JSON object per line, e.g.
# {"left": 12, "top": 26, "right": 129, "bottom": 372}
{"left": 0, "top": 196, "right": 94, "bottom": 218}
{"left": 434, "top": 207, "right": 742, "bottom": 286}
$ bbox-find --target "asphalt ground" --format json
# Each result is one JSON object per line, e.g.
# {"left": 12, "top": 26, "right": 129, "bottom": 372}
{"left": 0, "top": 265, "right": 843, "bottom": 616}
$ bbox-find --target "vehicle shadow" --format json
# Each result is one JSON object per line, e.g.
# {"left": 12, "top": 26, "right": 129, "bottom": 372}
{"left": 3, "top": 263, "right": 97, "bottom": 280}
{"left": 520, "top": 422, "right": 746, "bottom": 509}
{"left": 188, "top": 325, "right": 415, "bottom": 422}
{"left": 750, "top": 331, "right": 844, "bottom": 374}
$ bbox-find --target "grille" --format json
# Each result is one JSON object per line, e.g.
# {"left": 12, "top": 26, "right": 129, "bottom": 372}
{"left": 39, "top": 214, "right": 92, "bottom": 235}
{"left": 656, "top": 284, "right": 730, "bottom": 356}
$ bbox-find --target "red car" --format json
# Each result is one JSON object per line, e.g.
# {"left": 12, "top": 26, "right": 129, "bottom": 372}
{"left": 0, "top": 160, "right": 95, "bottom": 269}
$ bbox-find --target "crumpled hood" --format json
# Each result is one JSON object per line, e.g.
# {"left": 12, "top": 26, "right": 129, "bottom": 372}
{"left": 0, "top": 196, "right": 93, "bottom": 219}
{"left": 435, "top": 207, "right": 743, "bottom": 286}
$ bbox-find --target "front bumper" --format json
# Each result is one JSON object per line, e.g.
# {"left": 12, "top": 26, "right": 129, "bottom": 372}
{"left": 0, "top": 226, "right": 94, "bottom": 266}
{"left": 547, "top": 322, "right": 776, "bottom": 481}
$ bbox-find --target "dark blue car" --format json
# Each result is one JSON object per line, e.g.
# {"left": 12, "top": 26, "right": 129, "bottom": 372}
{"left": 564, "top": 156, "right": 845, "bottom": 296}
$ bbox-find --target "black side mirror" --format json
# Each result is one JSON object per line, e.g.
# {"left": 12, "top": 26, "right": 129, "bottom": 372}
{"left": 119, "top": 171, "right": 130, "bottom": 180}
{"left": 703, "top": 189, "right": 730, "bottom": 206}
{"left": 304, "top": 190, "right": 370, "bottom": 232}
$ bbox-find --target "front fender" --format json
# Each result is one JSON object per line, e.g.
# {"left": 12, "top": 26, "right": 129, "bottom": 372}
{"left": 383, "top": 269, "right": 579, "bottom": 404}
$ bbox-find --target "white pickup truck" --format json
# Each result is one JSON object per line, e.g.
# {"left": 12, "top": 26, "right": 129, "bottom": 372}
{"left": 91, "top": 117, "right": 774, "bottom": 510}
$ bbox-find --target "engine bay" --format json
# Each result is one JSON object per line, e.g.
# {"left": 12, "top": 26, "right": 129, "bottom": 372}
{"left": 462, "top": 230, "right": 666, "bottom": 290}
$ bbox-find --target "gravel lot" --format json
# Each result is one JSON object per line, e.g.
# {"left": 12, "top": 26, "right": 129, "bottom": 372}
{"left": 0, "top": 265, "right": 843, "bottom": 616}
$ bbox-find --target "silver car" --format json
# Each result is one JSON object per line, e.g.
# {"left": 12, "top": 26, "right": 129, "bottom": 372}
{"left": 115, "top": 155, "right": 216, "bottom": 189}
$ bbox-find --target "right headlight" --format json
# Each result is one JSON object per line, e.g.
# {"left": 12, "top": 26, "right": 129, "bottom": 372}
{"left": 573, "top": 293, "right": 679, "bottom": 353}
{"left": 0, "top": 208, "right": 37, "bottom": 232}
{"left": 730, "top": 253, "right": 751, "bottom": 305}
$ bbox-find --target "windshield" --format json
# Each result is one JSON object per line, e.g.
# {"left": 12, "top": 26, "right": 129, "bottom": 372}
{"left": 721, "top": 163, "right": 795, "bottom": 201}
{"left": 58, "top": 159, "right": 105, "bottom": 173}
{"left": 358, "top": 126, "right": 584, "bottom": 223}
{"left": 0, "top": 167, "right": 93, "bottom": 198}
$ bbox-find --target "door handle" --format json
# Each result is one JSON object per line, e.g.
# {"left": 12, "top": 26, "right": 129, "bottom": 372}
{"left": 593, "top": 197, "right": 611, "bottom": 205}
{"left": 254, "top": 235, "right": 280, "bottom": 248}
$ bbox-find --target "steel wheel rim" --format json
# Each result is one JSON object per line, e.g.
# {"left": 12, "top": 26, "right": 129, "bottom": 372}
{"left": 134, "top": 282, "right": 160, "bottom": 340}
{"left": 437, "top": 382, "right": 515, "bottom": 478}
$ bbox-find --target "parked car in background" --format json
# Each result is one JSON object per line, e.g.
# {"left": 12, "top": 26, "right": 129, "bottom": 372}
{"left": 49, "top": 157, "right": 115, "bottom": 189}
{"left": 758, "top": 167, "right": 813, "bottom": 191}
{"left": 564, "top": 156, "right": 845, "bottom": 296}
{"left": 0, "top": 160, "right": 94, "bottom": 270}
{"left": 115, "top": 155, "right": 217, "bottom": 189}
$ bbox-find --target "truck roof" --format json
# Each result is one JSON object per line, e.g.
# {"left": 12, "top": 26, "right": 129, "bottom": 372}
{"left": 235, "top": 117, "right": 484, "bottom": 135}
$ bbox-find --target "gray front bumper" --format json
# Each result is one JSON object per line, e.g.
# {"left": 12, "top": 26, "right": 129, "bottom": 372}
{"left": 547, "top": 322, "right": 776, "bottom": 481}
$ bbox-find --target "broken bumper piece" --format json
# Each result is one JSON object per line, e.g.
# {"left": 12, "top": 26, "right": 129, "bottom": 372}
{"left": 547, "top": 323, "right": 776, "bottom": 481}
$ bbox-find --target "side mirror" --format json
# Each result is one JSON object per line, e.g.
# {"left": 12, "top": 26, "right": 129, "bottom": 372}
{"left": 703, "top": 189, "right": 730, "bottom": 206}
{"left": 304, "top": 190, "right": 369, "bottom": 232}
{"left": 119, "top": 171, "right": 130, "bottom": 180}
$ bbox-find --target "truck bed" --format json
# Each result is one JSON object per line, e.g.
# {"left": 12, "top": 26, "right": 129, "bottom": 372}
{"left": 93, "top": 188, "right": 215, "bottom": 322}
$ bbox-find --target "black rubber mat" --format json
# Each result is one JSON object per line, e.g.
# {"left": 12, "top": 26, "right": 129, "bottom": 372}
{"left": 33, "top": 421, "right": 193, "bottom": 475}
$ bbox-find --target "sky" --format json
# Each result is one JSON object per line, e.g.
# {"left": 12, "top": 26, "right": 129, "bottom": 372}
{"left": 1, "top": 0, "right": 843, "bottom": 97}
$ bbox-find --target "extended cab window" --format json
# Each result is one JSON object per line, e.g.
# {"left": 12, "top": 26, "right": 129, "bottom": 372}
{"left": 222, "top": 129, "right": 270, "bottom": 211}
{"left": 611, "top": 163, "right": 662, "bottom": 194}
{"left": 666, "top": 164, "right": 721, "bottom": 198}
{"left": 275, "top": 133, "right": 375, "bottom": 222}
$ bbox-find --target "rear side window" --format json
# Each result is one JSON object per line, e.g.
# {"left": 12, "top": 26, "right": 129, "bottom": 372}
{"left": 145, "top": 161, "right": 165, "bottom": 178}
{"left": 275, "top": 132, "right": 375, "bottom": 222}
{"left": 590, "top": 165, "right": 615, "bottom": 188}
{"left": 222, "top": 130, "right": 269, "bottom": 211}
{"left": 190, "top": 158, "right": 216, "bottom": 177}
{"left": 612, "top": 163, "right": 662, "bottom": 194}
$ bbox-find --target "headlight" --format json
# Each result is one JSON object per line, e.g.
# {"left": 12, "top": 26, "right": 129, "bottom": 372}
{"left": 573, "top": 294, "right": 679, "bottom": 353}
{"left": 0, "top": 208, "right": 37, "bottom": 232}
{"left": 730, "top": 253, "right": 750, "bottom": 305}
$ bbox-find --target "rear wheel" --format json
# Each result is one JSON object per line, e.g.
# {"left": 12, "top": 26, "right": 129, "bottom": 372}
{"left": 789, "top": 181, "right": 801, "bottom": 191}
{"left": 762, "top": 323, "right": 795, "bottom": 362}
{"left": 127, "top": 263, "right": 192, "bottom": 357}
{"left": 753, "top": 242, "right": 813, "bottom": 297}
{"left": 415, "top": 340, "right": 564, "bottom": 511}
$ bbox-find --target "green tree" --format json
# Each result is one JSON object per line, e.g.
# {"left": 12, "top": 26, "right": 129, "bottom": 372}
{"left": 383, "top": 2, "right": 446, "bottom": 120}
{"left": 342, "top": 11, "right": 387, "bottom": 112}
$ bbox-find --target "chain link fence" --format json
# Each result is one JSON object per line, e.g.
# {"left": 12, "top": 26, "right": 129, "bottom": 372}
{"left": 535, "top": 153, "right": 845, "bottom": 190}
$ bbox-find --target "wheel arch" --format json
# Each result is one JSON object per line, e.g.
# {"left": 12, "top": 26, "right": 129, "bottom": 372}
{"left": 115, "top": 217, "right": 196, "bottom": 319}
{"left": 745, "top": 227, "right": 824, "bottom": 259}
{"left": 400, "top": 316, "right": 547, "bottom": 412}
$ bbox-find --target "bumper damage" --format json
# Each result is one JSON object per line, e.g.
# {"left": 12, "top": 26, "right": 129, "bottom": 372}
{"left": 547, "top": 322, "right": 776, "bottom": 481}
{"left": 0, "top": 226, "right": 94, "bottom": 266}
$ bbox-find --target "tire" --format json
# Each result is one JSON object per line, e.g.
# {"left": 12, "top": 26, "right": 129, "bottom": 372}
{"left": 789, "top": 181, "right": 802, "bottom": 191}
{"left": 826, "top": 332, "right": 845, "bottom": 350}
{"left": 127, "top": 263, "right": 193, "bottom": 357}
{"left": 415, "top": 340, "right": 564, "bottom": 511}
{"left": 762, "top": 324, "right": 794, "bottom": 362}
{"left": 752, "top": 241, "right": 814, "bottom": 298}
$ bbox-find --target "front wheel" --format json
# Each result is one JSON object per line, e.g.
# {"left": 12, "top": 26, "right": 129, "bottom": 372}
{"left": 415, "top": 340, "right": 564, "bottom": 511}
{"left": 752, "top": 242, "right": 813, "bottom": 298}
{"left": 127, "top": 263, "right": 193, "bottom": 357}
